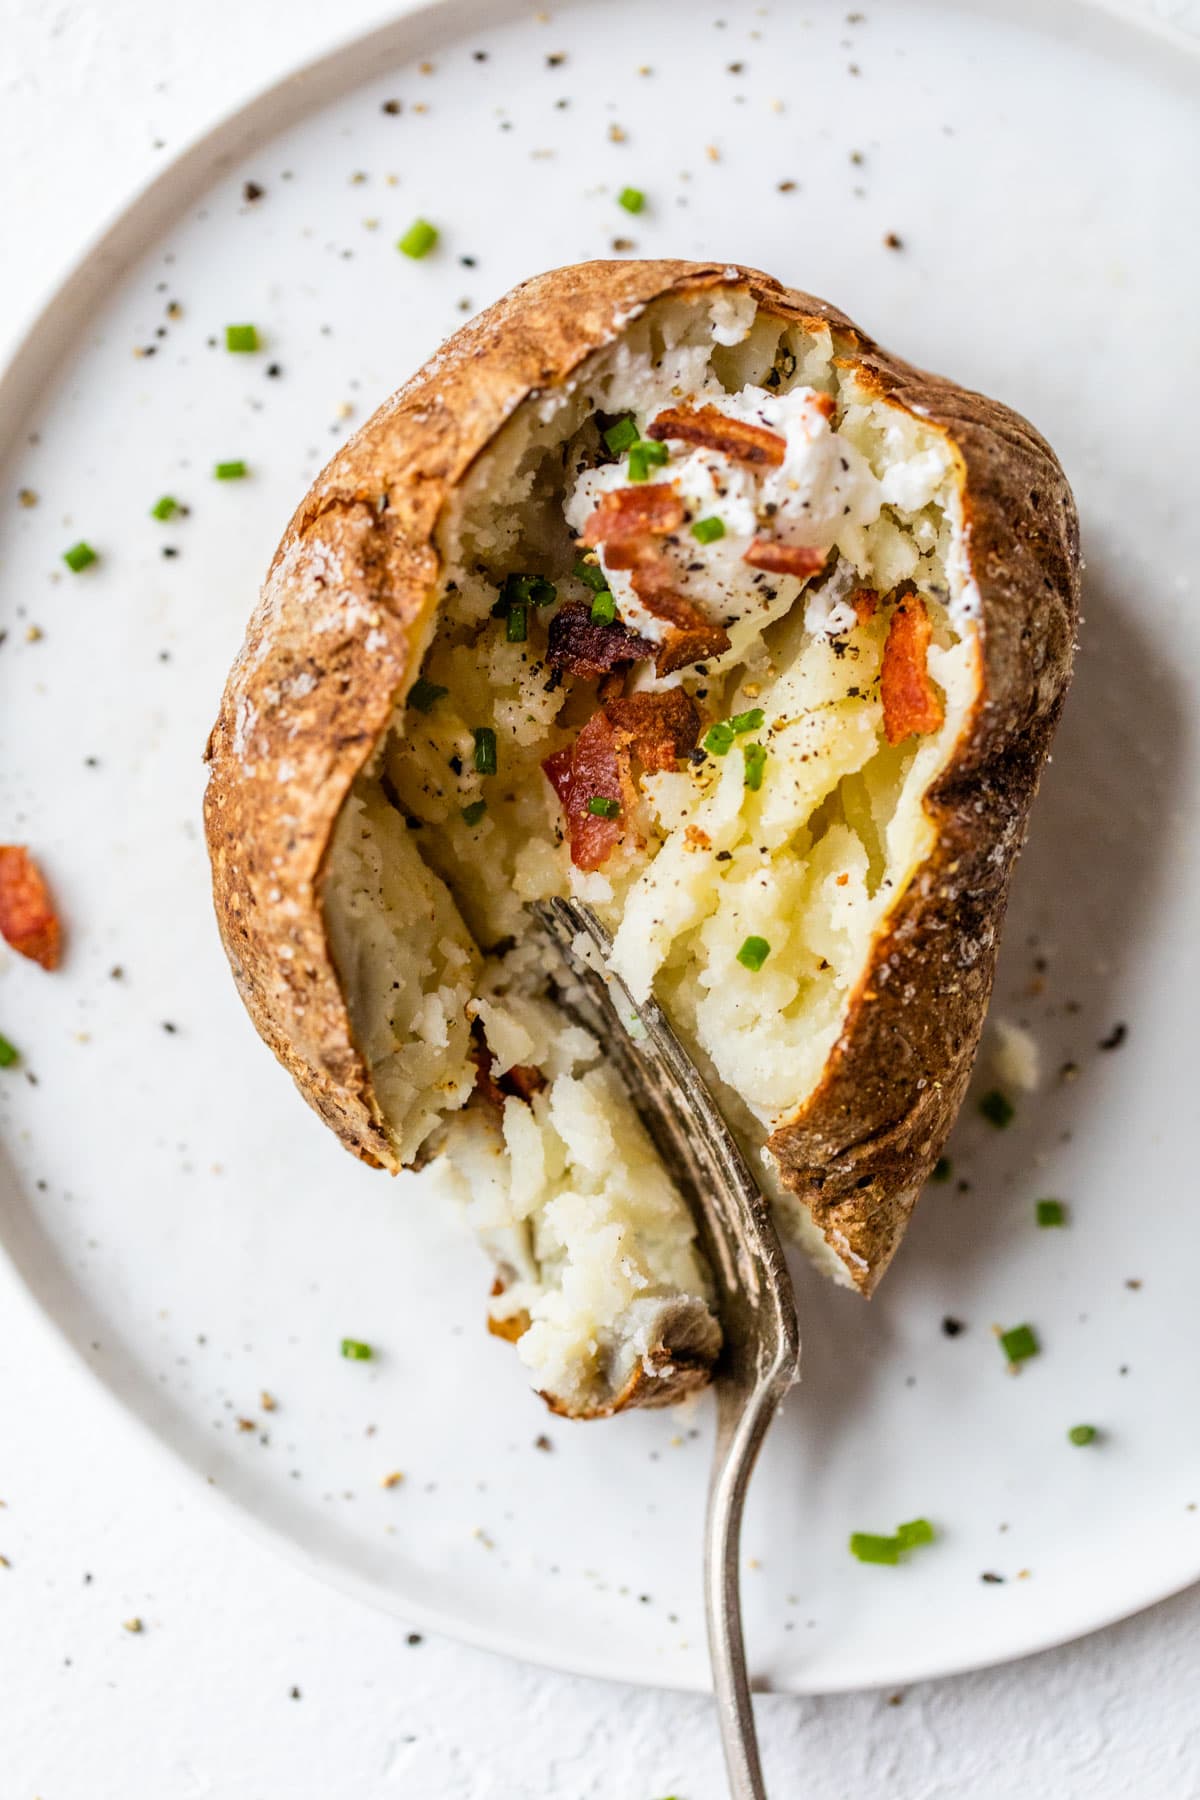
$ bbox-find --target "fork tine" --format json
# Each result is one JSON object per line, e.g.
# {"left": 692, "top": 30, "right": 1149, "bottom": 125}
{"left": 530, "top": 896, "right": 800, "bottom": 1800}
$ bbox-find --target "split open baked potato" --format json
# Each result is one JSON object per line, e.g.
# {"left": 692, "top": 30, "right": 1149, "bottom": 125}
{"left": 204, "top": 260, "right": 1079, "bottom": 1417}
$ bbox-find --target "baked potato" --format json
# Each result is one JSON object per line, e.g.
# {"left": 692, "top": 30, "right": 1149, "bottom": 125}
{"left": 203, "top": 259, "right": 1079, "bottom": 1417}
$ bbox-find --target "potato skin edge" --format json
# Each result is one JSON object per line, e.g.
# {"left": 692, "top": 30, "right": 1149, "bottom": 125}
{"left": 203, "top": 258, "right": 1080, "bottom": 1340}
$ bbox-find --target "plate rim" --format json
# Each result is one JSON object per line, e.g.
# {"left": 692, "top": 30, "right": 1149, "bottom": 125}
{"left": 1, "top": 0, "right": 1198, "bottom": 1698}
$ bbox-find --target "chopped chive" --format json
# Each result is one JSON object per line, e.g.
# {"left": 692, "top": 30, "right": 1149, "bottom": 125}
{"left": 460, "top": 800, "right": 487, "bottom": 827}
{"left": 506, "top": 603, "right": 528, "bottom": 643}
{"left": 1068, "top": 1424, "right": 1097, "bottom": 1446}
{"left": 603, "top": 416, "right": 639, "bottom": 455}
{"left": 340, "top": 1338, "right": 373, "bottom": 1361}
{"left": 1036, "top": 1198, "right": 1066, "bottom": 1228}
{"left": 931, "top": 1156, "right": 953, "bottom": 1183}
{"left": 704, "top": 721, "right": 736, "bottom": 756}
{"left": 214, "top": 460, "right": 247, "bottom": 481}
{"left": 62, "top": 540, "right": 98, "bottom": 572}
{"left": 691, "top": 515, "right": 726, "bottom": 545}
{"left": 895, "top": 1518, "right": 935, "bottom": 1548}
{"left": 627, "top": 445, "right": 650, "bottom": 482}
{"left": 407, "top": 677, "right": 447, "bottom": 713}
{"left": 501, "top": 572, "right": 556, "bottom": 609}
{"left": 397, "top": 218, "right": 438, "bottom": 258}
{"left": 979, "top": 1088, "right": 1014, "bottom": 1128}
{"left": 743, "top": 742, "right": 766, "bottom": 791}
{"left": 0, "top": 1032, "right": 19, "bottom": 1068}
{"left": 849, "top": 1533, "right": 901, "bottom": 1566}
{"left": 574, "top": 557, "right": 608, "bottom": 592}
{"left": 225, "top": 323, "right": 259, "bottom": 353}
{"left": 473, "top": 727, "right": 497, "bottom": 776}
{"left": 587, "top": 796, "right": 621, "bottom": 818}
{"left": 590, "top": 590, "right": 616, "bottom": 626}
{"left": 729, "top": 707, "right": 764, "bottom": 735}
{"left": 737, "top": 936, "right": 770, "bottom": 972}
{"left": 627, "top": 438, "right": 668, "bottom": 482}
{"left": 150, "top": 495, "right": 180, "bottom": 521}
{"left": 617, "top": 186, "right": 645, "bottom": 214}
{"left": 999, "top": 1323, "right": 1039, "bottom": 1365}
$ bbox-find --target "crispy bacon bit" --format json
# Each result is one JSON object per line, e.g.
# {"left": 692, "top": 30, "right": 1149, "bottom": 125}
{"left": 542, "top": 710, "right": 631, "bottom": 870}
{"left": 654, "top": 624, "right": 732, "bottom": 677}
{"left": 546, "top": 602, "right": 653, "bottom": 679}
{"left": 0, "top": 846, "right": 62, "bottom": 970}
{"left": 581, "top": 483, "right": 685, "bottom": 548}
{"left": 646, "top": 404, "right": 787, "bottom": 469}
{"left": 604, "top": 687, "right": 701, "bottom": 771}
{"left": 880, "top": 597, "right": 945, "bottom": 745}
{"left": 742, "top": 538, "right": 828, "bottom": 579}
{"left": 851, "top": 586, "right": 879, "bottom": 623}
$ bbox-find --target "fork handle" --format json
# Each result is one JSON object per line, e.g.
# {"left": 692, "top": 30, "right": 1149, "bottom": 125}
{"left": 705, "top": 1380, "right": 785, "bottom": 1799}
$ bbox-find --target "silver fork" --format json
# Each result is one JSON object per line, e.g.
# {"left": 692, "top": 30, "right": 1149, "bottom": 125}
{"left": 531, "top": 897, "right": 802, "bottom": 1800}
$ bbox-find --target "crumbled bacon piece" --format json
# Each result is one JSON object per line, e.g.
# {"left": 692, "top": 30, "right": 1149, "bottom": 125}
{"left": 542, "top": 711, "right": 631, "bottom": 870}
{"left": 880, "top": 597, "right": 945, "bottom": 745}
{"left": 742, "top": 538, "right": 827, "bottom": 579}
{"left": 654, "top": 623, "right": 732, "bottom": 678}
{"left": 581, "top": 483, "right": 685, "bottom": 548}
{"left": 0, "top": 846, "right": 62, "bottom": 970}
{"left": 603, "top": 687, "right": 701, "bottom": 771}
{"left": 851, "top": 586, "right": 879, "bottom": 623}
{"left": 646, "top": 404, "right": 786, "bottom": 469}
{"left": 546, "top": 602, "right": 653, "bottom": 679}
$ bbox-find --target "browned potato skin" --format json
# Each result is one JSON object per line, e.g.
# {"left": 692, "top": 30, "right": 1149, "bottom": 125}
{"left": 204, "top": 259, "right": 1079, "bottom": 1307}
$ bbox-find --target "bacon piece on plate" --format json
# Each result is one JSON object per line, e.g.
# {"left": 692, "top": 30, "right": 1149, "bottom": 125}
{"left": 645, "top": 404, "right": 786, "bottom": 469}
{"left": 604, "top": 687, "right": 701, "bottom": 771}
{"left": 654, "top": 624, "right": 732, "bottom": 678}
{"left": 581, "top": 483, "right": 685, "bottom": 548}
{"left": 546, "top": 602, "right": 654, "bottom": 679}
{"left": 0, "top": 845, "right": 62, "bottom": 970}
{"left": 851, "top": 586, "right": 880, "bottom": 623}
{"left": 880, "top": 596, "right": 945, "bottom": 745}
{"left": 742, "top": 538, "right": 828, "bottom": 579}
{"left": 542, "top": 710, "right": 630, "bottom": 870}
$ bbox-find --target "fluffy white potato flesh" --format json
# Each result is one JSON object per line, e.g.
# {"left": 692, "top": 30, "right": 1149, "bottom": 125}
{"left": 323, "top": 288, "right": 980, "bottom": 1408}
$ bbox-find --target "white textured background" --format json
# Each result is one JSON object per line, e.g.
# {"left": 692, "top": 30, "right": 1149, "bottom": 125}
{"left": 2, "top": 2, "right": 1199, "bottom": 1796}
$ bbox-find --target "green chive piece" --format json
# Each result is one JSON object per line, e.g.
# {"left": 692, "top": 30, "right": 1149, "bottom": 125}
{"left": 340, "top": 1338, "right": 373, "bottom": 1361}
{"left": 150, "top": 495, "right": 179, "bottom": 521}
{"left": 473, "top": 727, "right": 497, "bottom": 776}
{"left": 704, "top": 721, "right": 736, "bottom": 756}
{"left": 627, "top": 438, "right": 667, "bottom": 482}
{"left": 225, "top": 323, "right": 259, "bottom": 353}
{"left": 627, "top": 445, "right": 650, "bottom": 482}
{"left": 397, "top": 218, "right": 438, "bottom": 258}
{"left": 62, "top": 541, "right": 98, "bottom": 572}
{"left": 931, "top": 1156, "right": 953, "bottom": 1183}
{"left": 737, "top": 936, "right": 770, "bottom": 972}
{"left": 407, "top": 677, "right": 448, "bottom": 713}
{"left": 214, "top": 460, "right": 247, "bottom": 481}
{"left": 691, "top": 515, "right": 726, "bottom": 545}
{"left": 979, "top": 1088, "right": 1014, "bottom": 1128}
{"left": 587, "top": 795, "right": 620, "bottom": 819}
{"left": 849, "top": 1533, "right": 901, "bottom": 1566}
{"left": 1068, "top": 1424, "right": 1097, "bottom": 1446}
{"left": 729, "top": 707, "right": 765, "bottom": 735}
{"left": 0, "top": 1032, "right": 19, "bottom": 1068}
{"left": 896, "top": 1518, "right": 935, "bottom": 1548}
{"left": 506, "top": 603, "right": 528, "bottom": 643}
{"left": 743, "top": 742, "right": 766, "bottom": 791}
{"left": 1036, "top": 1198, "right": 1066, "bottom": 1228}
{"left": 460, "top": 800, "right": 487, "bottom": 827}
{"left": 501, "top": 572, "right": 556, "bottom": 609}
{"left": 574, "top": 557, "right": 608, "bottom": 591}
{"left": 603, "top": 416, "right": 639, "bottom": 455}
{"left": 590, "top": 590, "right": 616, "bottom": 626}
{"left": 617, "top": 186, "right": 646, "bottom": 214}
{"left": 1000, "top": 1323, "right": 1039, "bottom": 1365}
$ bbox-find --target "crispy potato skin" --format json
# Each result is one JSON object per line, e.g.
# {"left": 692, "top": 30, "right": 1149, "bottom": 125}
{"left": 204, "top": 259, "right": 1079, "bottom": 1301}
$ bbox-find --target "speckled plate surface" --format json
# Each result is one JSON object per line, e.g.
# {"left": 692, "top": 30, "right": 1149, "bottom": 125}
{"left": 1, "top": 0, "right": 1198, "bottom": 1696}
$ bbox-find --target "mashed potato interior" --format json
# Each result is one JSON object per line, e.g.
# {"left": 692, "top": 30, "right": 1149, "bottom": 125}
{"left": 323, "top": 287, "right": 980, "bottom": 1410}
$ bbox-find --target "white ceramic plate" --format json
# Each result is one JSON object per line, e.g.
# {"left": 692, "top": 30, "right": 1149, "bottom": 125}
{"left": 1, "top": 0, "right": 1198, "bottom": 1697}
